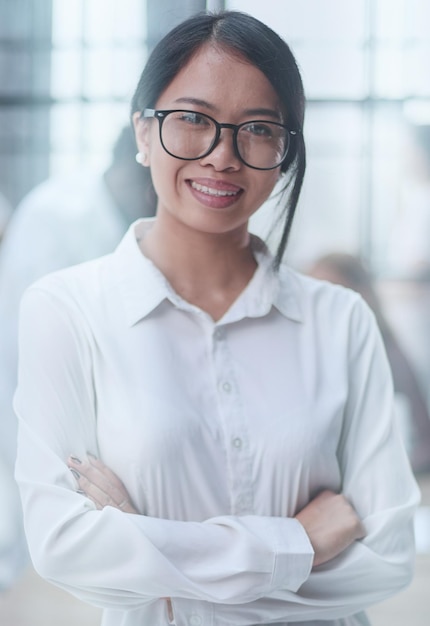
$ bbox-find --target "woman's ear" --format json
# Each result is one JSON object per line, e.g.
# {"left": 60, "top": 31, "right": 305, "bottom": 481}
{"left": 132, "top": 112, "right": 150, "bottom": 167}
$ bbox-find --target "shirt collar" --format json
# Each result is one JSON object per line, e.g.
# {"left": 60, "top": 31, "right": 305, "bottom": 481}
{"left": 112, "top": 218, "right": 303, "bottom": 327}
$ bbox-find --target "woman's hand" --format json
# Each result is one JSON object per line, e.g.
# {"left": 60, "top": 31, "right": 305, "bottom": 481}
{"left": 295, "top": 490, "right": 366, "bottom": 567}
{"left": 68, "top": 454, "right": 139, "bottom": 514}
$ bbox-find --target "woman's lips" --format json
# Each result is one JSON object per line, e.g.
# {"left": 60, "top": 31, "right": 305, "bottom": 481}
{"left": 187, "top": 179, "right": 243, "bottom": 208}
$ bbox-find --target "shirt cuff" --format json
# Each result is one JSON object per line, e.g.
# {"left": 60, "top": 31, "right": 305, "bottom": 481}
{"left": 245, "top": 515, "right": 314, "bottom": 593}
{"left": 273, "top": 517, "right": 314, "bottom": 591}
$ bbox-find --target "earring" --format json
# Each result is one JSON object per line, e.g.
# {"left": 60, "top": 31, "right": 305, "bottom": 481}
{"left": 135, "top": 152, "right": 148, "bottom": 167}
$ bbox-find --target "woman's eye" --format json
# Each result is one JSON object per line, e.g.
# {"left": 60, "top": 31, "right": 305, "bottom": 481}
{"left": 178, "top": 112, "right": 209, "bottom": 126}
{"left": 244, "top": 123, "right": 274, "bottom": 137}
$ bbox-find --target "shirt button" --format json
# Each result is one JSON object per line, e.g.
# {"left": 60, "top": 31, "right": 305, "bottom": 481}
{"left": 189, "top": 615, "right": 202, "bottom": 626}
{"left": 237, "top": 494, "right": 251, "bottom": 511}
{"left": 221, "top": 381, "right": 231, "bottom": 393}
{"left": 214, "top": 327, "right": 224, "bottom": 340}
{"left": 232, "top": 437, "right": 243, "bottom": 449}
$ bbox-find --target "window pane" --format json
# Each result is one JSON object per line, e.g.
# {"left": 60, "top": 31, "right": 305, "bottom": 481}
{"left": 50, "top": 0, "right": 147, "bottom": 177}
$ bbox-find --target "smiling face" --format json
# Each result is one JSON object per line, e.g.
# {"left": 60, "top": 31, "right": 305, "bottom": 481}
{"left": 133, "top": 43, "right": 284, "bottom": 239}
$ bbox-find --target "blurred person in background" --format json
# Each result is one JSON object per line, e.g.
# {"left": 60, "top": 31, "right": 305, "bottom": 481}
{"left": 0, "top": 124, "right": 155, "bottom": 589}
{"left": 307, "top": 252, "right": 430, "bottom": 474}
{"left": 0, "top": 188, "right": 21, "bottom": 591}
{"left": 0, "top": 190, "right": 12, "bottom": 244}
{"left": 387, "top": 123, "right": 430, "bottom": 280}
{"left": 384, "top": 121, "right": 430, "bottom": 440}
{"left": 0, "top": 454, "right": 28, "bottom": 591}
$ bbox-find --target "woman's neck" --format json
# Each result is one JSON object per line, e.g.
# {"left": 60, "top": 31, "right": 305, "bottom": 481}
{"left": 136, "top": 216, "right": 257, "bottom": 321}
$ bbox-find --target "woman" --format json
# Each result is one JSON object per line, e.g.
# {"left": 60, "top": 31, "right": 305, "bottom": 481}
{"left": 14, "top": 11, "right": 419, "bottom": 626}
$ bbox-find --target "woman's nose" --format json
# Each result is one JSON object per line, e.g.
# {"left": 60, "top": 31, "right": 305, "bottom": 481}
{"left": 199, "top": 129, "right": 241, "bottom": 171}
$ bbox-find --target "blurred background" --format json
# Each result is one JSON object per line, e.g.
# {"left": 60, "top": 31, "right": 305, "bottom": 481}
{"left": 0, "top": 0, "right": 429, "bottom": 624}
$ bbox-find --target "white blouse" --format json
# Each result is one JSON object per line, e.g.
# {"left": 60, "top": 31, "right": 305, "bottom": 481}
{"left": 14, "top": 218, "right": 419, "bottom": 626}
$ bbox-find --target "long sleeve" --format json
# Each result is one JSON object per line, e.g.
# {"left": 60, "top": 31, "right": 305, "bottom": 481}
{"left": 0, "top": 209, "right": 55, "bottom": 586}
{"left": 0, "top": 173, "right": 126, "bottom": 589}
{"left": 14, "top": 285, "right": 314, "bottom": 611}
{"left": 173, "top": 298, "right": 420, "bottom": 625}
{"left": 0, "top": 201, "right": 89, "bottom": 586}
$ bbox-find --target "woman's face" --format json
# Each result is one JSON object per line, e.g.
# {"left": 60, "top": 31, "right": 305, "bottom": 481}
{"left": 134, "top": 44, "right": 284, "bottom": 239}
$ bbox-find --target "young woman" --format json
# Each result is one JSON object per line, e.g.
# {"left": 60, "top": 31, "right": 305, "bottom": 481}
{"left": 14, "top": 11, "right": 419, "bottom": 626}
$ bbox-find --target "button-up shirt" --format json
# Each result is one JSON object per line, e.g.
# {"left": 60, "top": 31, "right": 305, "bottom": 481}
{"left": 14, "top": 218, "right": 420, "bottom": 626}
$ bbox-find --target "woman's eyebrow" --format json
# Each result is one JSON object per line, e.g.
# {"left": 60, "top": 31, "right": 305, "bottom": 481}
{"left": 243, "top": 108, "right": 282, "bottom": 120}
{"left": 173, "top": 97, "right": 215, "bottom": 110}
{"left": 173, "top": 97, "right": 282, "bottom": 120}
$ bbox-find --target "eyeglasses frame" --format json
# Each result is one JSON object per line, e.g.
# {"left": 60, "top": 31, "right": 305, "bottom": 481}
{"left": 141, "top": 108, "right": 299, "bottom": 171}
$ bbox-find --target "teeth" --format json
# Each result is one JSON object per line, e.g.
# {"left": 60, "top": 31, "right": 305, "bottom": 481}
{"left": 191, "top": 181, "right": 239, "bottom": 197}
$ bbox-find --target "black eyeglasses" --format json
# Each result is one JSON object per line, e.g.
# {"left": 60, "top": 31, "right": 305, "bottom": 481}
{"left": 142, "top": 108, "right": 297, "bottom": 170}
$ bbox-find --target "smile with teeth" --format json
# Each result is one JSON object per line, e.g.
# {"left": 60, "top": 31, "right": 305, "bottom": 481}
{"left": 190, "top": 181, "right": 240, "bottom": 197}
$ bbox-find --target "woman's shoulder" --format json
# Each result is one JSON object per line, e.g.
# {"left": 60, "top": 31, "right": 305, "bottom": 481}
{"left": 278, "top": 266, "right": 384, "bottom": 363}
{"left": 281, "top": 263, "right": 363, "bottom": 305}
{"left": 29, "top": 253, "right": 109, "bottom": 292}
{"left": 20, "top": 253, "right": 116, "bottom": 321}
{"left": 278, "top": 263, "right": 375, "bottom": 331}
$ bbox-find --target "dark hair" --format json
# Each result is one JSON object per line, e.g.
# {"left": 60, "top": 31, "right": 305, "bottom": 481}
{"left": 131, "top": 10, "right": 306, "bottom": 268}
{"left": 110, "top": 125, "right": 139, "bottom": 164}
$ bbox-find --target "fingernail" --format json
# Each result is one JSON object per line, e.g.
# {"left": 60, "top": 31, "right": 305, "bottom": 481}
{"left": 70, "top": 456, "right": 82, "bottom": 464}
{"left": 87, "top": 452, "right": 97, "bottom": 460}
{"left": 70, "top": 468, "right": 80, "bottom": 479}
{"left": 76, "top": 489, "right": 86, "bottom": 495}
